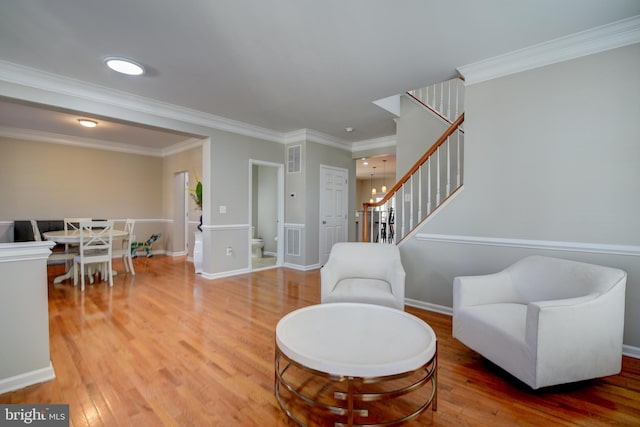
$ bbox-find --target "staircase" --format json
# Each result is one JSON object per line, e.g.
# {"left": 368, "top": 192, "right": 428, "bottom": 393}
{"left": 363, "top": 77, "right": 465, "bottom": 243}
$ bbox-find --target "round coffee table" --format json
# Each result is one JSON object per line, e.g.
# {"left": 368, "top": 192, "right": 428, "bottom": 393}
{"left": 274, "top": 303, "right": 437, "bottom": 426}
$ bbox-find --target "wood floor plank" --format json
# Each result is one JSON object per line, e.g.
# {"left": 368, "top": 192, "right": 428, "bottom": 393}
{"left": 1, "top": 256, "right": 639, "bottom": 426}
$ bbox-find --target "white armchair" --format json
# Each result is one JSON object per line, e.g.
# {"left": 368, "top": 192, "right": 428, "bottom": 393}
{"left": 453, "top": 255, "right": 627, "bottom": 389}
{"left": 320, "top": 242, "right": 405, "bottom": 310}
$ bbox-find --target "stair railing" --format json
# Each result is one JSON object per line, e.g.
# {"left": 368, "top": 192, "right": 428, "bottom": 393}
{"left": 406, "top": 77, "right": 465, "bottom": 128}
{"left": 362, "top": 113, "right": 465, "bottom": 243}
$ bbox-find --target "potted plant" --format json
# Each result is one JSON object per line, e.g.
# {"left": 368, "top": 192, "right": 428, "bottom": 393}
{"left": 191, "top": 177, "right": 203, "bottom": 231}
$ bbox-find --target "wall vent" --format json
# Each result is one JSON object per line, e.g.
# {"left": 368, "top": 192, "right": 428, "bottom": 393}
{"left": 287, "top": 145, "right": 301, "bottom": 173}
{"left": 287, "top": 228, "right": 301, "bottom": 256}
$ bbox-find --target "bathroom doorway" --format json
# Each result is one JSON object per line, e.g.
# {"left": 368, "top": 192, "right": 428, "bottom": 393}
{"left": 249, "top": 160, "right": 284, "bottom": 270}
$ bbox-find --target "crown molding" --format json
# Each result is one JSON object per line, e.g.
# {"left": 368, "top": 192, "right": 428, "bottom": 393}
{"left": 0, "top": 60, "right": 284, "bottom": 143}
{"left": 350, "top": 135, "right": 396, "bottom": 152}
{"left": 458, "top": 15, "right": 640, "bottom": 85}
{"left": 0, "top": 125, "right": 168, "bottom": 157}
{"left": 162, "top": 137, "right": 205, "bottom": 157}
{"left": 283, "top": 128, "right": 352, "bottom": 151}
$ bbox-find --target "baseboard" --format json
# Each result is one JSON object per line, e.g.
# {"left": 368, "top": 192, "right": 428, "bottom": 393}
{"left": 0, "top": 362, "right": 56, "bottom": 394}
{"left": 201, "top": 267, "right": 251, "bottom": 280}
{"left": 283, "top": 262, "right": 321, "bottom": 271}
{"left": 623, "top": 345, "right": 640, "bottom": 359}
{"left": 405, "top": 298, "right": 452, "bottom": 316}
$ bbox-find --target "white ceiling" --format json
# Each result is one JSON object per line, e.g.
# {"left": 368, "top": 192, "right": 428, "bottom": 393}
{"left": 1, "top": 0, "right": 639, "bottom": 156}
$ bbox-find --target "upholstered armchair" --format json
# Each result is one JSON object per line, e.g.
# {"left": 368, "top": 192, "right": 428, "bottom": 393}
{"left": 320, "top": 242, "right": 405, "bottom": 310}
{"left": 453, "top": 255, "right": 627, "bottom": 389}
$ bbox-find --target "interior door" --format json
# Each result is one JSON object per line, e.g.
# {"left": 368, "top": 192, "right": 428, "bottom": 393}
{"left": 319, "top": 165, "right": 348, "bottom": 266}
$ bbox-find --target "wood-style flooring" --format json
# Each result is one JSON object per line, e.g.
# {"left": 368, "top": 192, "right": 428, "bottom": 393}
{"left": 1, "top": 256, "right": 639, "bottom": 426}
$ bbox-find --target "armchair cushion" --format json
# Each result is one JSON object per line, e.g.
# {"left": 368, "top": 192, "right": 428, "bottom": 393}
{"left": 453, "top": 255, "right": 626, "bottom": 389}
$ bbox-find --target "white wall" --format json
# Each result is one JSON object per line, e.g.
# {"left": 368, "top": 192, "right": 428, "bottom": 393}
{"left": 399, "top": 43, "right": 640, "bottom": 349}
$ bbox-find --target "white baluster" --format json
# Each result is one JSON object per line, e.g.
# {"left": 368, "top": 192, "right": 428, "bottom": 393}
{"left": 456, "top": 131, "right": 461, "bottom": 187}
{"left": 447, "top": 80, "right": 451, "bottom": 121}
{"left": 436, "top": 146, "right": 441, "bottom": 205}
{"left": 418, "top": 165, "right": 422, "bottom": 220}
{"left": 409, "top": 175, "right": 414, "bottom": 231}
{"left": 427, "top": 158, "right": 432, "bottom": 214}
{"left": 446, "top": 136, "right": 451, "bottom": 196}
{"left": 401, "top": 185, "right": 405, "bottom": 239}
{"left": 439, "top": 82, "right": 444, "bottom": 116}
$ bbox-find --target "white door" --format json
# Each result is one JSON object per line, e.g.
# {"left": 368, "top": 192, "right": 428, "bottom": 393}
{"left": 319, "top": 165, "right": 348, "bottom": 266}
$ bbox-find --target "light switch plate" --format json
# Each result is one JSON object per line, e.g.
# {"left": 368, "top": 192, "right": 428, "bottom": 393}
{"left": 219, "top": 205, "right": 227, "bottom": 214}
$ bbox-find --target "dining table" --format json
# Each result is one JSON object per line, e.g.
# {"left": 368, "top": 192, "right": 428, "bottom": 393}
{"left": 43, "top": 228, "right": 129, "bottom": 284}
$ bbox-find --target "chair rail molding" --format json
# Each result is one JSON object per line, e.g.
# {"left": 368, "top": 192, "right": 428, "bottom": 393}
{"left": 458, "top": 15, "right": 640, "bottom": 85}
{"left": 415, "top": 233, "right": 640, "bottom": 257}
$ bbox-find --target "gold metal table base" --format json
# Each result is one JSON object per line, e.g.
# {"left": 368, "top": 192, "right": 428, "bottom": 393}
{"left": 274, "top": 342, "right": 437, "bottom": 427}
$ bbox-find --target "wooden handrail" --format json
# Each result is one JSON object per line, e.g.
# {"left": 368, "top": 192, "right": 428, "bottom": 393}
{"left": 362, "top": 112, "right": 465, "bottom": 242}
{"left": 405, "top": 92, "right": 465, "bottom": 132}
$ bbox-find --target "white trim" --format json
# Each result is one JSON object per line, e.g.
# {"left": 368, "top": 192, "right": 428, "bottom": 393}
{"left": 623, "top": 345, "right": 640, "bottom": 359}
{"left": 0, "top": 362, "right": 56, "bottom": 394}
{"left": 284, "top": 262, "right": 321, "bottom": 271}
{"left": 284, "top": 128, "right": 351, "bottom": 151}
{"left": 414, "top": 233, "right": 640, "bottom": 257}
{"left": 0, "top": 126, "right": 204, "bottom": 158}
{"left": 0, "top": 60, "right": 283, "bottom": 144}
{"left": 201, "top": 224, "right": 250, "bottom": 231}
{"left": 0, "top": 241, "right": 55, "bottom": 262}
{"left": 284, "top": 223, "right": 305, "bottom": 229}
{"left": 165, "top": 250, "right": 188, "bottom": 257}
{"left": 350, "top": 135, "right": 397, "bottom": 152}
{"left": 458, "top": 15, "right": 640, "bottom": 85}
{"left": 405, "top": 298, "right": 452, "bottom": 316}
{"left": 201, "top": 267, "right": 251, "bottom": 280}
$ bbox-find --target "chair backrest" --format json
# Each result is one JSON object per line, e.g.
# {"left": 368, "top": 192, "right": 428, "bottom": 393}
{"left": 78, "top": 220, "right": 114, "bottom": 257}
{"left": 509, "top": 256, "right": 627, "bottom": 302}
{"left": 64, "top": 217, "right": 92, "bottom": 231}
{"left": 324, "top": 242, "right": 402, "bottom": 279}
{"left": 124, "top": 219, "right": 135, "bottom": 240}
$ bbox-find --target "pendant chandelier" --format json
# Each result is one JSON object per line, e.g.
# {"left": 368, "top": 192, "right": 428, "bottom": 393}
{"left": 371, "top": 166, "right": 377, "bottom": 195}
{"left": 369, "top": 173, "right": 374, "bottom": 203}
{"left": 382, "top": 159, "right": 387, "bottom": 193}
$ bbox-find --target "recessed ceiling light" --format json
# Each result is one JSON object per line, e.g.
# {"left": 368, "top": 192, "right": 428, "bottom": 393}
{"left": 105, "top": 57, "right": 145, "bottom": 76}
{"left": 78, "top": 119, "right": 98, "bottom": 128}
{"left": 345, "top": 127, "right": 353, "bottom": 132}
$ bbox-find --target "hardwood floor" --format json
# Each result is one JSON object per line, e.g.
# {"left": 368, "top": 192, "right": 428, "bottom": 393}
{"left": 2, "top": 256, "right": 639, "bottom": 426}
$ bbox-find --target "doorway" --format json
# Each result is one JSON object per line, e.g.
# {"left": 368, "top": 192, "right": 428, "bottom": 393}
{"left": 173, "top": 171, "right": 189, "bottom": 256}
{"left": 249, "top": 160, "right": 284, "bottom": 270}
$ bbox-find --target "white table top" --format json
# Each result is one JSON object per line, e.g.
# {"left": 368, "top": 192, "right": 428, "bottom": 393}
{"left": 43, "top": 229, "right": 128, "bottom": 243}
{"left": 276, "top": 303, "right": 436, "bottom": 378}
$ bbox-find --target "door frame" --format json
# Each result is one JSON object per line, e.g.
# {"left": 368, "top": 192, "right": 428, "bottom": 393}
{"left": 173, "top": 170, "right": 189, "bottom": 256}
{"left": 248, "top": 159, "right": 284, "bottom": 270}
{"left": 319, "top": 164, "right": 349, "bottom": 266}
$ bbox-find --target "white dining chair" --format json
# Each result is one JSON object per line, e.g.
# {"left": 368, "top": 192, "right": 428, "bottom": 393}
{"left": 73, "top": 220, "right": 114, "bottom": 291}
{"left": 64, "top": 217, "right": 91, "bottom": 269}
{"left": 121, "top": 219, "right": 136, "bottom": 275}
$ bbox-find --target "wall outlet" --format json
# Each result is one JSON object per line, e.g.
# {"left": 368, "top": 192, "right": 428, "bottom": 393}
{"left": 226, "top": 247, "right": 233, "bottom": 256}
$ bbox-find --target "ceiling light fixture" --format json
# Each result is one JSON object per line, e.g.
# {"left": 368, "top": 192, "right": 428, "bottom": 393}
{"left": 78, "top": 119, "right": 98, "bottom": 128}
{"left": 105, "top": 57, "right": 145, "bottom": 76}
{"left": 345, "top": 127, "right": 353, "bottom": 132}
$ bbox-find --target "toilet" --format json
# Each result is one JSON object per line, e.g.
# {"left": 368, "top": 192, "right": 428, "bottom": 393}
{"left": 251, "top": 226, "right": 264, "bottom": 258}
